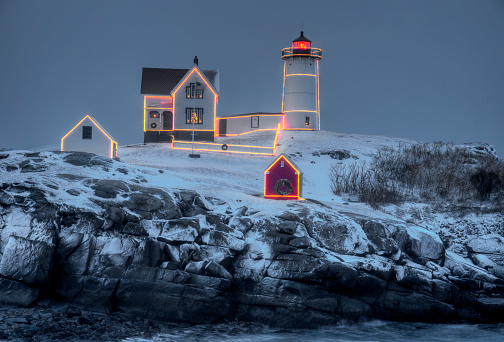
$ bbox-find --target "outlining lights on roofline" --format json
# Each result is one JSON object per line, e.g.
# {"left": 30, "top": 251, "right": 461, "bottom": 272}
{"left": 264, "top": 154, "right": 303, "bottom": 200}
{"left": 171, "top": 66, "right": 218, "bottom": 135}
{"left": 171, "top": 123, "right": 282, "bottom": 156}
{"left": 61, "top": 115, "right": 118, "bottom": 159}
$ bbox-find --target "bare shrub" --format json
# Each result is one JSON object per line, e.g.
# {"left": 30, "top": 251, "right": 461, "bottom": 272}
{"left": 330, "top": 162, "right": 402, "bottom": 209}
{"left": 329, "top": 142, "right": 504, "bottom": 208}
{"left": 471, "top": 169, "right": 500, "bottom": 201}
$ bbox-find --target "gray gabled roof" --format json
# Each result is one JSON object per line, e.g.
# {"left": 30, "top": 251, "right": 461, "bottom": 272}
{"left": 141, "top": 67, "right": 219, "bottom": 95}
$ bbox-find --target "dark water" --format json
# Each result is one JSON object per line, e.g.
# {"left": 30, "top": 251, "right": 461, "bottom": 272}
{"left": 124, "top": 321, "right": 504, "bottom": 342}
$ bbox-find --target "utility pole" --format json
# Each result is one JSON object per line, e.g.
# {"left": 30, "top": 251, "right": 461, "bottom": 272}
{"left": 189, "top": 77, "right": 200, "bottom": 158}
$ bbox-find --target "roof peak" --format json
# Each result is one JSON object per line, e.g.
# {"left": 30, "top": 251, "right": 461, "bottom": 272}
{"left": 293, "top": 31, "right": 311, "bottom": 43}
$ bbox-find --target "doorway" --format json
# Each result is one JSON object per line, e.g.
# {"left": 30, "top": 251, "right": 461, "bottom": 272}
{"left": 162, "top": 111, "right": 173, "bottom": 130}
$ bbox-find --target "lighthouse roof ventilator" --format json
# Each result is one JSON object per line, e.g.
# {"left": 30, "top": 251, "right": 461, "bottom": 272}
{"left": 281, "top": 31, "right": 322, "bottom": 131}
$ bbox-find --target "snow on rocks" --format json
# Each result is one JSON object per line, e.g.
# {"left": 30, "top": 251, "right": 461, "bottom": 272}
{"left": 403, "top": 224, "right": 445, "bottom": 262}
{"left": 1, "top": 140, "right": 504, "bottom": 325}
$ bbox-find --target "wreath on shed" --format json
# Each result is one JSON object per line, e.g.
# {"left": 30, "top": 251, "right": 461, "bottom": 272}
{"left": 274, "top": 178, "right": 293, "bottom": 196}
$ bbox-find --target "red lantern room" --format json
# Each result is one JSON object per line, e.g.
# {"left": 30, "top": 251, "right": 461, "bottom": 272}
{"left": 292, "top": 31, "right": 311, "bottom": 53}
{"left": 264, "top": 154, "right": 303, "bottom": 200}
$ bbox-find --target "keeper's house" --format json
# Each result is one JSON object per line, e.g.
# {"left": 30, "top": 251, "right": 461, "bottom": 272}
{"left": 61, "top": 115, "right": 118, "bottom": 159}
{"left": 141, "top": 57, "right": 219, "bottom": 143}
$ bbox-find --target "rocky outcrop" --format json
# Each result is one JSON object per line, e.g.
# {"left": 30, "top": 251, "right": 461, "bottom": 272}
{"left": 1, "top": 152, "right": 504, "bottom": 327}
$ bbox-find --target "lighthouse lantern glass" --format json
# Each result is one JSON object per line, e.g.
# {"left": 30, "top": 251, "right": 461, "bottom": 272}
{"left": 293, "top": 40, "right": 311, "bottom": 50}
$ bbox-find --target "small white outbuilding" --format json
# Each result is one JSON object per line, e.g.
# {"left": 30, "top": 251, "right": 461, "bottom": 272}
{"left": 61, "top": 115, "right": 118, "bottom": 158}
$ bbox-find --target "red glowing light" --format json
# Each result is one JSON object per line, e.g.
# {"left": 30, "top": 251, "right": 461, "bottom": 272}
{"left": 293, "top": 41, "right": 311, "bottom": 50}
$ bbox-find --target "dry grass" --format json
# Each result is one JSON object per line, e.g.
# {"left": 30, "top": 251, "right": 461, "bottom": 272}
{"left": 330, "top": 142, "right": 504, "bottom": 209}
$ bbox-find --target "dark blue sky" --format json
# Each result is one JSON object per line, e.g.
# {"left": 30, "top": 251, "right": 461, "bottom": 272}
{"left": 1, "top": 0, "right": 503, "bottom": 156}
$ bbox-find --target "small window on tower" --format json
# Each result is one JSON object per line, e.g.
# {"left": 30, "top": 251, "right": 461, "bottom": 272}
{"left": 82, "top": 126, "right": 92, "bottom": 139}
{"left": 305, "top": 117, "right": 310, "bottom": 126}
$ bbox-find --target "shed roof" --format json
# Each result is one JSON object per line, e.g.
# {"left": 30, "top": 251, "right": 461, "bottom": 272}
{"left": 62, "top": 115, "right": 117, "bottom": 144}
{"left": 141, "top": 67, "right": 219, "bottom": 95}
{"left": 264, "top": 153, "right": 302, "bottom": 174}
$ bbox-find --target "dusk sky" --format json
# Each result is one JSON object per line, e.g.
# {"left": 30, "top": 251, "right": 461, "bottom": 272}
{"left": 1, "top": 0, "right": 503, "bottom": 157}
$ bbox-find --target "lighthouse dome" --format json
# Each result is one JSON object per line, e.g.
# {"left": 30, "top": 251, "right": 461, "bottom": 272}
{"left": 292, "top": 31, "right": 311, "bottom": 50}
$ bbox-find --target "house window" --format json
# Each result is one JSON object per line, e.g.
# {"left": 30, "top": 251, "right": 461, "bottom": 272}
{"left": 251, "top": 116, "right": 259, "bottom": 128}
{"left": 149, "top": 111, "right": 160, "bottom": 118}
{"left": 185, "top": 108, "right": 203, "bottom": 124}
{"left": 82, "top": 126, "right": 92, "bottom": 139}
{"left": 281, "top": 160, "right": 284, "bottom": 167}
{"left": 305, "top": 117, "right": 310, "bottom": 126}
{"left": 185, "top": 83, "right": 204, "bottom": 99}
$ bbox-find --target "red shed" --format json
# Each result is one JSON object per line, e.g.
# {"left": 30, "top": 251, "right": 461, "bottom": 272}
{"left": 264, "top": 154, "right": 303, "bottom": 200}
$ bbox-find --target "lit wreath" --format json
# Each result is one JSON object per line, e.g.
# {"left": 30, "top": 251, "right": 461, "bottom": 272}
{"left": 274, "top": 178, "right": 293, "bottom": 196}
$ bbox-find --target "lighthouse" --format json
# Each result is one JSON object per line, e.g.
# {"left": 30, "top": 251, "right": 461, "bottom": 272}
{"left": 281, "top": 32, "right": 322, "bottom": 130}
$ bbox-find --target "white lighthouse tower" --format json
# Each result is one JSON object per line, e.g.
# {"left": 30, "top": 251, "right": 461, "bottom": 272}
{"left": 281, "top": 32, "right": 322, "bottom": 130}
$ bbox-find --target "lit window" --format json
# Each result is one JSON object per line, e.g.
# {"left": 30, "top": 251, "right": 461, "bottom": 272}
{"left": 185, "top": 83, "right": 204, "bottom": 99}
{"left": 149, "top": 111, "right": 160, "bottom": 118}
{"left": 305, "top": 117, "right": 310, "bottom": 126}
{"left": 82, "top": 126, "right": 92, "bottom": 139}
{"left": 185, "top": 108, "right": 203, "bottom": 124}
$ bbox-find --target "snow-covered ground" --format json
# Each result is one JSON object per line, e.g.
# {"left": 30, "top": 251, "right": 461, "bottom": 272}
{"left": 8, "top": 130, "right": 501, "bottom": 245}
{"left": 118, "top": 130, "right": 415, "bottom": 219}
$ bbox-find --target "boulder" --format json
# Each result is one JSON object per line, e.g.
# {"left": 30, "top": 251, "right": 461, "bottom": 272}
{"left": 361, "top": 221, "right": 399, "bottom": 256}
{"left": 121, "top": 222, "right": 148, "bottom": 236}
{"left": 158, "top": 219, "right": 199, "bottom": 243}
{"left": 0, "top": 207, "right": 32, "bottom": 253}
{"left": 90, "top": 180, "right": 129, "bottom": 199}
{"left": 0, "top": 236, "right": 54, "bottom": 285}
{"left": 192, "top": 245, "right": 234, "bottom": 267}
{"left": 140, "top": 219, "right": 165, "bottom": 237}
{"left": 394, "top": 265, "right": 433, "bottom": 287}
{"left": 56, "top": 275, "right": 119, "bottom": 312}
{"left": 63, "top": 152, "right": 112, "bottom": 167}
{"left": 319, "top": 150, "right": 351, "bottom": 160}
{"left": 467, "top": 234, "right": 504, "bottom": 254}
{"left": 0, "top": 278, "right": 39, "bottom": 306}
{"left": 60, "top": 234, "right": 96, "bottom": 275}
{"left": 131, "top": 239, "right": 165, "bottom": 267}
{"left": 444, "top": 251, "right": 498, "bottom": 283}
{"left": 185, "top": 261, "right": 208, "bottom": 275}
{"left": 87, "top": 237, "right": 138, "bottom": 278}
{"left": 204, "top": 260, "right": 232, "bottom": 280}
{"left": 180, "top": 242, "right": 201, "bottom": 263}
{"left": 405, "top": 225, "right": 444, "bottom": 262}
{"left": 470, "top": 253, "right": 504, "bottom": 279}
{"left": 228, "top": 217, "right": 254, "bottom": 233}
{"left": 165, "top": 244, "right": 181, "bottom": 263}
{"left": 308, "top": 214, "right": 370, "bottom": 255}
{"left": 0, "top": 190, "right": 14, "bottom": 205}
{"left": 266, "top": 254, "right": 325, "bottom": 281}
{"left": 202, "top": 230, "right": 245, "bottom": 252}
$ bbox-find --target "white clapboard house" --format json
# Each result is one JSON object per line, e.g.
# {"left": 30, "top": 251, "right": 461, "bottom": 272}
{"left": 141, "top": 57, "right": 219, "bottom": 143}
{"left": 140, "top": 32, "right": 322, "bottom": 144}
{"left": 61, "top": 115, "right": 118, "bottom": 158}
